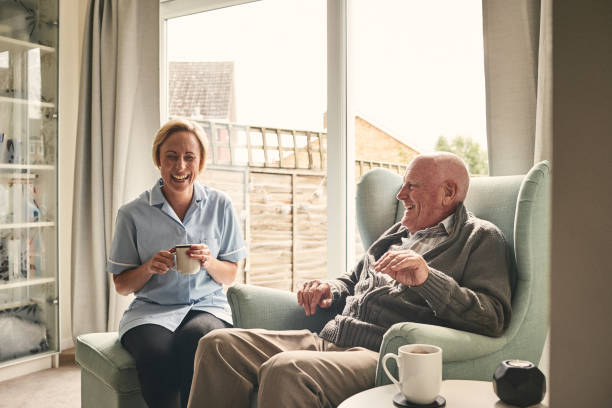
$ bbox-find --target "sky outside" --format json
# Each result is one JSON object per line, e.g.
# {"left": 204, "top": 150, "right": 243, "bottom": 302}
{"left": 166, "top": 0, "right": 486, "bottom": 154}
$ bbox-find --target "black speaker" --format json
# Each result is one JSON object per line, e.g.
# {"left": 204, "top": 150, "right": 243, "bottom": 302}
{"left": 492, "top": 360, "right": 546, "bottom": 407}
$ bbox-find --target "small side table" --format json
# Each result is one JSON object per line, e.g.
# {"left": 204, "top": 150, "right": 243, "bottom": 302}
{"left": 339, "top": 380, "right": 549, "bottom": 408}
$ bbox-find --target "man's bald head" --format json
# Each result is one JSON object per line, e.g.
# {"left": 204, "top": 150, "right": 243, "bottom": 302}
{"left": 396, "top": 153, "right": 470, "bottom": 232}
{"left": 411, "top": 152, "right": 470, "bottom": 202}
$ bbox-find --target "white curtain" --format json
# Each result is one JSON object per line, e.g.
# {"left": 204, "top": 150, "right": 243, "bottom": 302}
{"left": 482, "top": 0, "right": 552, "bottom": 176}
{"left": 71, "top": 0, "right": 160, "bottom": 338}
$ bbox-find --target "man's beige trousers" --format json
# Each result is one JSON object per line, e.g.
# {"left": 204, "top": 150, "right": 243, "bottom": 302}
{"left": 187, "top": 328, "right": 379, "bottom": 408}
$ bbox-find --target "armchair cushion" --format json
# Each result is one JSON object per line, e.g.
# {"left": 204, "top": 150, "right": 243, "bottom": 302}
{"left": 75, "top": 332, "right": 146, "bottom": 408}
{"left": 76, "top": 332, "right": 139, "bottom": 394}
{"left": 228, "top": 283, "right": 335, "bottom": 333}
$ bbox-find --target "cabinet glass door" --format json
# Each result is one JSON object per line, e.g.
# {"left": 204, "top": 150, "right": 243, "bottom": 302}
{"left": 0, "top": 0, "right": 58, "bottom": 364}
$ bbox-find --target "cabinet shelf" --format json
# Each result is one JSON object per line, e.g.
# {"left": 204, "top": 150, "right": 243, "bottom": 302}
{"left": 0, "top": 35, "right": 55, "bottom": 54}
{"left": 0, "top": 277, "right": 55, "bottom": 290}
{"left": 0, "top": 164, "right": 55, "bottom": 171}
{"left": 0, "top": 173, "right": 38, "bottom": 180}
{"left": 0, "top": 299, "right": 37, "bottom": 312}
{"left": 0, "top": 96, "right": 55, "bottom": 108}
{"left": 0, "top": 221, "right": 55, "bottom": 230}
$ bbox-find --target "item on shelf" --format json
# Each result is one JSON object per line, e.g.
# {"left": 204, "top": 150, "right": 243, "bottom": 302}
{"left": 27, "top": 234, "right": 44, "bottom": 278}
{"left": 8, "top": 178, "right": 25, "bottom": 222}
{"left": 0, "top": 1, "right": 29, "bottom": 41}
{"left": 0, "top": 235, "right": 8, "bottom": 281}
{"left": 0, "top": 231, "right": 44, "bottom": 280}
{"left": 7, "top": 236, "right": 23, "bottom": 280}
{"left": 0, "top": 0, "right": 52, "bottom": 43}
{"left": 0, "top": 314, "right": 48, "bottom": 361}
{"left": 41, "top": 107, "right": 56, "bottom": 165}
{"left": 7, "top": 178, "right": 41, "bottom": 223}
{"left": 0, "top": 182, "right": 8, "bottom": 222}
{"left": 28, "top": 137, "right": 45, "bottom": 164}
{"left": 1, "top": 138, "right": 21, "bottom": 163}
{"left": 493, "top": 360, "right": 546, "bottom": 407}
{"left": 27, "top": 182, "right": 41, "bottom": 221}
{"left": 0, "top": 49, "right": 7, "bottom": 69}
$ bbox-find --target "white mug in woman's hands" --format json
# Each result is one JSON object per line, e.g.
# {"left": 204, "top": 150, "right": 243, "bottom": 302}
{"left": 175, "top": 244, "right": 202, "bottom": 275}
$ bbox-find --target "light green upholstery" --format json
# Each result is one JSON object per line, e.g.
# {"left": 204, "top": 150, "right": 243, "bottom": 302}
{"left": 76, "top": 332, "right": 146, "bottom": 408}
{"left": 228, "top": 161, "right": 551, "bottom": 385}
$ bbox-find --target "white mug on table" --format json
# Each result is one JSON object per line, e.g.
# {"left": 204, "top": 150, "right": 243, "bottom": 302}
{"left": 382, "top": 344, "right": 442, "bottom": 405}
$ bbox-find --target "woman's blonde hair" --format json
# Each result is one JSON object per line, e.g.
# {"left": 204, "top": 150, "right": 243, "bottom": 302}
{"left": 152, "top": 118, "right": 209, "bottom": 172}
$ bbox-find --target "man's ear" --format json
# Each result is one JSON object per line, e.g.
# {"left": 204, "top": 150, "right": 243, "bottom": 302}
{"left": 442, "top": 181, "right": 457, "bottom": 206}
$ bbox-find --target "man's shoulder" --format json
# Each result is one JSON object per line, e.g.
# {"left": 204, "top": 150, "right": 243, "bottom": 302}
{"left": 462, "top": 210, "right": 507, "bottom": 243}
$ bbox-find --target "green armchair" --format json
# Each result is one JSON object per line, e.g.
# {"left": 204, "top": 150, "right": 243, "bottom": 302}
{"left": 227, "top": 161, "right": 551, "bottom": 384}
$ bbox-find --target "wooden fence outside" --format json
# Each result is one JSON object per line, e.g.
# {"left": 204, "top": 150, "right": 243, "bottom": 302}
{"left": 194, "top": 119, "right": 407, "bottom": 291}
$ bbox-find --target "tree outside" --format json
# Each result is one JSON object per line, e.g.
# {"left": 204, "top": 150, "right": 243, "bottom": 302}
{"left": 434, "top": 135, "right": 488, "bottom": 175}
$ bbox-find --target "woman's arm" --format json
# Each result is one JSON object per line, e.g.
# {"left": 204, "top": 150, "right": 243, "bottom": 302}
{"left": 203, "top": 257, "right": 238, "bottom": 285}
{"left": 112, "top": 249, "right": 175, "bottom": 295}
{"left": 185, "top": 244, "right": 238, "bottom": 285}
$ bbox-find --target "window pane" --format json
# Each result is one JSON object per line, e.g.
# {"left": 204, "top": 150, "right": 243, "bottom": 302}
{"left": 166, "top": 0, "right": 327, "bottom": 291}
{"left": 349, "top": 0, "right": 487, "bottom": 260}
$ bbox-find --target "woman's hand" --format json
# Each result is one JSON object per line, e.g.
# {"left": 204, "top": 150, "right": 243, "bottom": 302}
{"left": 187, "top": 243, "right": 238, "bottom": 285}
{"left": 113, "top": 248, "right": 176, "bottom": 295}
{"left": 143, "top": 248, "right": 176, "bottom": 275}
{"left": 186, "top": 244, "right": 211, "bottom": 267}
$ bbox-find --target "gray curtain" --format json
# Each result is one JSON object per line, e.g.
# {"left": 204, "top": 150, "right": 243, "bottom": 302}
{"left": 71, "top": 0, "right": 160, "bottom": 338}
{"left": 483, "top": 0, "right": 552, "bottom": 378}
{"left": 482, "top": 0, "right": 552, "bottom": 176}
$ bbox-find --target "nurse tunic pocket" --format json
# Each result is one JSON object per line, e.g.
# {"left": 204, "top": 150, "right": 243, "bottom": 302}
{"left": 202, "top": 237, "right": 219, "bottom": 259}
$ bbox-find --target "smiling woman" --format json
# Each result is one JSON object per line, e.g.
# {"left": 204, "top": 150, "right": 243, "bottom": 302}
{"left": 106, "top": 118, "right": 247, "bottom": 408}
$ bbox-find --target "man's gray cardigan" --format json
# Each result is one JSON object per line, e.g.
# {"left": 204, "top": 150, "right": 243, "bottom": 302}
{"left": 318, "top": 203, "right": 513, "bottom": 351}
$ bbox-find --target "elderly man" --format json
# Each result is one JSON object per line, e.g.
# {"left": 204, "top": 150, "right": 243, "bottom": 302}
{"left": 188, "top": 153, "right": 512, "bottom": 408}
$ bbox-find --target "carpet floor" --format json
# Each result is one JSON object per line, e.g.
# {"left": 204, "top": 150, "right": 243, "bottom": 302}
{"left": 0, "top": 364, "right": 80, "bottom": 408}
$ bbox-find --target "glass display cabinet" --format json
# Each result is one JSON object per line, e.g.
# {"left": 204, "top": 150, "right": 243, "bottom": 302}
{"left": 0, "top": 0, "right": 59, "bottom": 367}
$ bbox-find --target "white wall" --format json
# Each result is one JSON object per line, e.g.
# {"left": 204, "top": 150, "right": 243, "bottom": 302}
{"left": 58, "top": 0, "right": 88, "bottom": 350}
{"left": 550, "top": 1, "right": 612, "bottom": 406}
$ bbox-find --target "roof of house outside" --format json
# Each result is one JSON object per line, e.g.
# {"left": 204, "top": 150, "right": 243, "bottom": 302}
{"left": 168, "top": 61, "right": 235, "bottom": 120}
{"left": 354, "top": 113, "right": 421, "bottom": 153}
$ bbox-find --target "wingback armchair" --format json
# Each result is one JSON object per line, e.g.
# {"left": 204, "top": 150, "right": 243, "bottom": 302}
{"left": 227, "top": 161, "right": 551, "bottom": 385}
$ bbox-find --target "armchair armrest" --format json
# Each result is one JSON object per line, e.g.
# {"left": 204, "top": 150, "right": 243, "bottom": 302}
{"left": 227, "top": 283, "right": 336, "bottom": 334}
{"left": 375, "top": 322, "right": 508, "bottom": 385}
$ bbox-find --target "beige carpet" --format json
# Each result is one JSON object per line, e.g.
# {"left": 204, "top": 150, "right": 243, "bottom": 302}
{"left": 0, "top": 364, "right": 80, "bottom": 408}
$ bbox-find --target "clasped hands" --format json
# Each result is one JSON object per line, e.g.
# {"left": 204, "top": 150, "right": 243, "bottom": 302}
{"left": 144, "top": 244, "right": 212, "bottom": 275}
{"left": 297, "top": 249, "right": 429, "bottom": 316}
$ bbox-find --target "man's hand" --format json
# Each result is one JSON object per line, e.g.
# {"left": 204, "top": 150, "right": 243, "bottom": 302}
{"left": 373, "top": 249, "right": 430, "bottom": 286}
{"left": 297, "top": 279, "right": 332, "bottom": 316}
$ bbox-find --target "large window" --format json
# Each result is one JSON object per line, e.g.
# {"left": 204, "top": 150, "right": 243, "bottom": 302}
{"left": 161, "top": 0, "right": 488, "bottom": 285}
{"left": 348, "top": 0, "right": 488, "bottom": 262}
{"left": 162, "top": 0, "right": 327, "bottom": 290}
